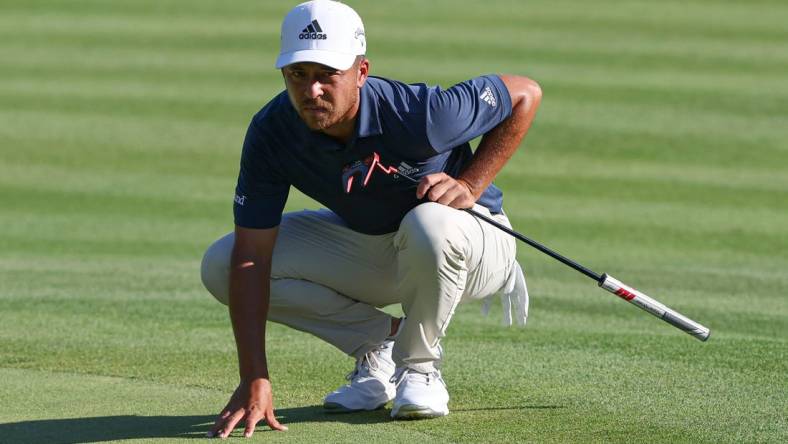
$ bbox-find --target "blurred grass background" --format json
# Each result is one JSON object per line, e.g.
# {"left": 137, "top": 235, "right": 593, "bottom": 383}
{"left": 0, "top": 0, "right": 786, "bottom": 442}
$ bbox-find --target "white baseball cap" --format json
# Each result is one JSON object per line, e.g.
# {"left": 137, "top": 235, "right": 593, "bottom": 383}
{"left": 275, "top": 0, "right": 366, "bottom": 70}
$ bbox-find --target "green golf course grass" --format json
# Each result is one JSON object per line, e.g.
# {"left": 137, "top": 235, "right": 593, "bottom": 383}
{"left": 1, "top": 0, "right": 786, "bottom": 442}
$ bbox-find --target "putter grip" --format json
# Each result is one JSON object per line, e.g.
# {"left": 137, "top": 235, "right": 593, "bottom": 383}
{"left": 599, "top": 274, "right": 710, "bottom": 341}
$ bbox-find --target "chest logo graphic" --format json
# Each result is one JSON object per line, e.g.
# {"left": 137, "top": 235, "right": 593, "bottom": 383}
{"left": 341, "top": 152, "right": 421, "bottom": 194}
{"left": 342, "top": 152, "right": 398, "bottom": 193}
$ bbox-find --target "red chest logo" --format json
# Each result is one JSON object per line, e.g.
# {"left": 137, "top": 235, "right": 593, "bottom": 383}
{"left": 341, "top": 152, "right": 399, "bottom": 193}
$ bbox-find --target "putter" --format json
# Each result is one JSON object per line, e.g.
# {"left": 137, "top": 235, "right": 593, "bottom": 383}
{"left": 455, "top": 207, "right": 710, "bottom": 341}
{"left": 355, "top": 152, "right": 710, "bottom": 341}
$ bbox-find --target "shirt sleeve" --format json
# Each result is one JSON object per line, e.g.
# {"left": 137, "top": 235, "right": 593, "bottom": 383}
{"left": 426, "top": 74, "right": 513, "bottom": 152}
{"left": 233, "top": 120, "right": 290, "bottom": 229}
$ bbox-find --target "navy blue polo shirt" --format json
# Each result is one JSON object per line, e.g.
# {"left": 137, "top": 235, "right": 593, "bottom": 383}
{"left": 234, "top": 74, "right": 512, "bottom": 235}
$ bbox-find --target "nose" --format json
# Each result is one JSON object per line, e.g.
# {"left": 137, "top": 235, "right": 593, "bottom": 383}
{"left": 305, "top": 79, "right": 323, "bottom": 100}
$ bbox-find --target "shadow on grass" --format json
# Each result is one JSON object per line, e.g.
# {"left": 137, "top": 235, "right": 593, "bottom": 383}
{"left": 454, "top": 405, "right": 564, "bottom": 412}
{"left": 0, "top": 405, "right": 392, "bottom": 443}
{"left": 0, "top": 404, "right": 557, "bottom": 442}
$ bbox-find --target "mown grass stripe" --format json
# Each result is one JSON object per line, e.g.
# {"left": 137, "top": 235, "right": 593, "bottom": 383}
{"left": 4, "top": 45, "right": 787, "bottom": 94}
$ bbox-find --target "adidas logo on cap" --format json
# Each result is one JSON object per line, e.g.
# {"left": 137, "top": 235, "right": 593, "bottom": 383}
{"left": 276, "top": 1, "right": 364, "bottom": 70}
{"left": 299, "top": 19, "right": 327, "bottom": 40}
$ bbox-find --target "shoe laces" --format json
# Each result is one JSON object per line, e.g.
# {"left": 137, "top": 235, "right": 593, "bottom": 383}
{"left": 346, "top": 342, "right": 388, "bottom": 381}
{"left": 389, "top": 367, "right": 443, "bottom": 387}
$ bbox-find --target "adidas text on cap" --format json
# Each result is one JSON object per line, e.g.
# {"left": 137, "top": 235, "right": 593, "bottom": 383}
{"left": 276, "top": 0, "right": 366, "bottom": 71}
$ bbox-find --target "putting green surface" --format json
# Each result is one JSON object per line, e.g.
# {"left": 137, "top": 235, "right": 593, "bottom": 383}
{"left": 1, "top": 0, "right": 786, "bottom": 442}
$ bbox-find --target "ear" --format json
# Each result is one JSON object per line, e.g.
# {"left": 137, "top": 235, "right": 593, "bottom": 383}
{"left": 356, "top": 58, "right": 370, "bottom": 88}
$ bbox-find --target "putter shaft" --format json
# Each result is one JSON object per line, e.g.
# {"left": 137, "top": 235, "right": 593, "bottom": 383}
{"left": 394, "top": 169, "right": 710, "bottom": 341}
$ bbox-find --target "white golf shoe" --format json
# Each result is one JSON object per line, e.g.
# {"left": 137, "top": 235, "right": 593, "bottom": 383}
{"left": 390, "top": 368, "right": 450, "bottom": 419}
{"left": 323, "top": 341, "right": 396, "bottom": 412}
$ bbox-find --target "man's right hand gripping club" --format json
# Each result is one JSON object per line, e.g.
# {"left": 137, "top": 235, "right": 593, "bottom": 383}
{"left": 208, "top": 226, "right": 288, "bottom": 439}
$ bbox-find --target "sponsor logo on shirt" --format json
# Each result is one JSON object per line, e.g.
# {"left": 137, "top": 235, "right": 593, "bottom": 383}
{"left": 479, "top": 86, "right": 497, "bottom": 107}
{"left": 299, "top": 20, "right": 327, "bottom": 40}
{"left": 397, "top": 161, "right": 419, "bottom": 178}
{"left": 234, "top": 194, "right": 246, "bottom": 206}
{"left": 342, "top": 152, "right": 406, "bottom": 193}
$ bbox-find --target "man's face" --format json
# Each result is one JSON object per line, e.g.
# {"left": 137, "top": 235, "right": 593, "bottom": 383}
{"left": 282, "top": 59, "right": 368, "bottom": 132}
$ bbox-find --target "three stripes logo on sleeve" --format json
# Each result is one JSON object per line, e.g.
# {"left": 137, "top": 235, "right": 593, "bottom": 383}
{"left": 479, "top": 86, "right": 497, "bottom": 107}
{"left": 299, "top": 20, "right": 327, "bottom": 40}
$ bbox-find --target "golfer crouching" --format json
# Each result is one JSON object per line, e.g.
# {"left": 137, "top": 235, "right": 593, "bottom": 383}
{"left": 200, "top": 0, "right": 541, "bottom": 437}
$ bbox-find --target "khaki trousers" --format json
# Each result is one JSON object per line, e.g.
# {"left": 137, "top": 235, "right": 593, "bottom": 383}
{"left": 201, "top": 202, "right": 517, "bottom": 373}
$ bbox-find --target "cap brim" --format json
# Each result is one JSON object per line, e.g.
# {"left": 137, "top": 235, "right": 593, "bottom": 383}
{"left": 275, "top": 49, "right": 357, "bottom": 70}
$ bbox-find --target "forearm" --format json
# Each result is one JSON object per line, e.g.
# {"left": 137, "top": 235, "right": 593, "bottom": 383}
{"left": 458, "top": 76, "right": 542, "bottom": 199}
{"left": 228, "top": 249, "right": 272, "bottom": 381}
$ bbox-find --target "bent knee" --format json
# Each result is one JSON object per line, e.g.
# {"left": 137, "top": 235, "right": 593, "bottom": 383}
{"left": 397, "top": 203, "right": 469, "bottom": 264}
{"left": 200, "top": 232, "right": 234, "bottom": 306}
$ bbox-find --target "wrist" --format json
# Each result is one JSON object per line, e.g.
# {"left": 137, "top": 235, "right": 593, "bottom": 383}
{"left": 457, "top": 177, "right": 481, "bottom": 200}
{"left": 238, "top": 356, "right": 270, "bottom": 381}
{"left": 241, "top": 374, "right": 271, "bottom": 385}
